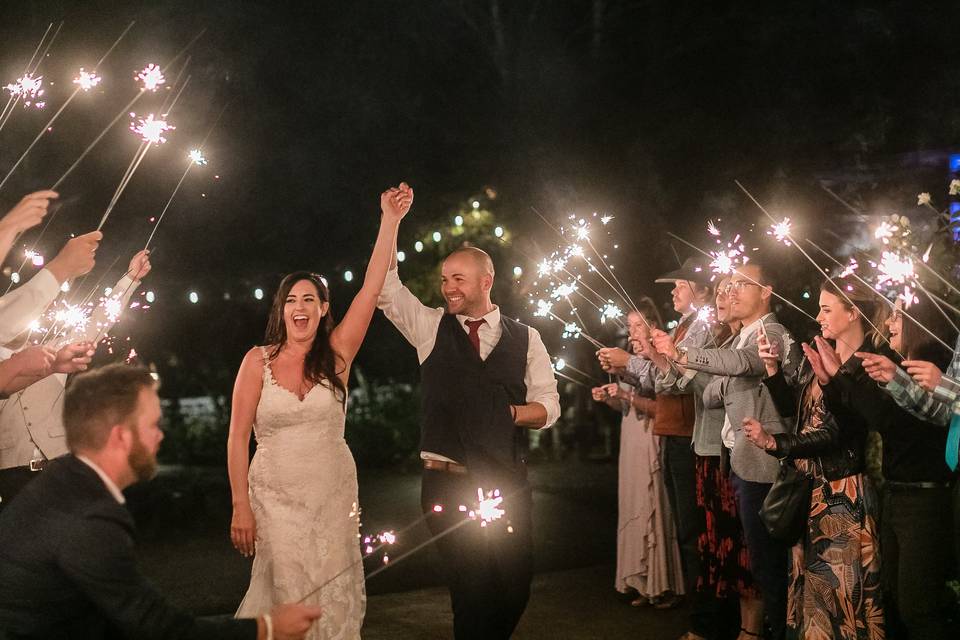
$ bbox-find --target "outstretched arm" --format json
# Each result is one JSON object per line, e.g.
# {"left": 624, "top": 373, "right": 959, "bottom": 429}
{"left": 330, "top": 184, "right": 412, "bottom": 372}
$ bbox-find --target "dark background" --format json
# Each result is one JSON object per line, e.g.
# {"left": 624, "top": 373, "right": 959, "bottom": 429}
{"left": 2, "top": 1, "right": 960, "bottom": 403}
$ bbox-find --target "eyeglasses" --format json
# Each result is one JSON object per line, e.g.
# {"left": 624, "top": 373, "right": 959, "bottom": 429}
{"left": 719, "top": 281, "right": 761, "bottom": 295}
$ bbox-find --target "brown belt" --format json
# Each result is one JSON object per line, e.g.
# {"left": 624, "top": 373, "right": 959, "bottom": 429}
{"left": 422, "top": 458, "right": 468, "bottom": 474}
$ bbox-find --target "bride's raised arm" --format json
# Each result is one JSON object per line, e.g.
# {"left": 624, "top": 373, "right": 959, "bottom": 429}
{"left": 330, "top": 183, "right": 413, "bottom": 372}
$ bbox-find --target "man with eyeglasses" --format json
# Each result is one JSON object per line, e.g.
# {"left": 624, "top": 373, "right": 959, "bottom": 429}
{"left": 654, "top": 262, "right": 800, "bottom": 640}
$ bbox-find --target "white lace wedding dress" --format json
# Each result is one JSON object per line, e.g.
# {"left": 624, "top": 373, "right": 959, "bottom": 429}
{"left": 236, "top": 348, "right": 365, "bottom": 639}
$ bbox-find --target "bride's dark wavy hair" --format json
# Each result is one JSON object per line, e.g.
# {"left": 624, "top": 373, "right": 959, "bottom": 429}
{"left": 264, "top": 271, "right": 346, "bottom": 403}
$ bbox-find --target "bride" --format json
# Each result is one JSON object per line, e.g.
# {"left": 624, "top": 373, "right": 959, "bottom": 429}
{"left": 227, "top": 183, "right": 413, "bottom": 638}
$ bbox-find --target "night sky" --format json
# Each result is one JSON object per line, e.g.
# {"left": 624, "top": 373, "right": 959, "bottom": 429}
{"left": 2, "top": 1, "right": 959, "bottom": 395}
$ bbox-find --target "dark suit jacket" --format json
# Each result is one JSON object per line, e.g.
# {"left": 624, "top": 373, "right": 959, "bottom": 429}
{"left": 0, "top": 455, "right": 256, "bottom": 640}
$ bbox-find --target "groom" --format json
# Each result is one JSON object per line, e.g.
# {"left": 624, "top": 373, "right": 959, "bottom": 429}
{"left": 378, "top": 220, "right": 560, "bottom": 638}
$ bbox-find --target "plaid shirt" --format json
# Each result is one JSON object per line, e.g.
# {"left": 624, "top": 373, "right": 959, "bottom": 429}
{"left": 883, "top": 333, "right": 960, "bottom": 427}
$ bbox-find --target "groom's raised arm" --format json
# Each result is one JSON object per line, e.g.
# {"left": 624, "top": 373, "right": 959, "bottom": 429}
{"left": 377, "top": 258, "right": 443, "bottom": 364}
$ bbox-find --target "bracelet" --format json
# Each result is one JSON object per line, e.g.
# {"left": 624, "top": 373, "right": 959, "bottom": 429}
{"left": 262, "top": 613, "right": 274, "bottom": 640}
{"left": 510, "top": 405, "right": 518, "bottom": 422}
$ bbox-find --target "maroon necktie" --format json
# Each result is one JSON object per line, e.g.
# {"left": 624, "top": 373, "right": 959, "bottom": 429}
{"left": 465, "top": 319, "right": 486, "bottom": 356}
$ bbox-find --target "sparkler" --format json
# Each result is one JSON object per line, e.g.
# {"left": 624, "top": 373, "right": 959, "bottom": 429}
{"left": 72, "top": 68, "right": 102, "bottom": 91}
{"left": 3, "top": 74, "right": 45, "bottom": 109}
{"left": 768, "top": 218, "right": 792, "bottom": 245}
{"left": 804, "top": 239, "right": 953, "bottom": 351}
{"left": 136, "top": 63, "right": 165, "bottom": 91}
{"left": 0, "top": 23, "right": 54, "bottom": 133}
{"left": 552, "top": 358, "right": 602, "bottom": 385}
{"left": 734, "top": 180, "right": 891, "bottom": 344}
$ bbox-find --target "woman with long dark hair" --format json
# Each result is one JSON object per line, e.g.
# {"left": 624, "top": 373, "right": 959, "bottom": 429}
{"left": 228, "top": 184, "right": 412, "bottom": 639}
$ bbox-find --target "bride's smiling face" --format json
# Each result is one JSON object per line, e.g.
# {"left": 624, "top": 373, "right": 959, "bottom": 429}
{"left": 284, "top": 279, "right": 328, "bottom": 343}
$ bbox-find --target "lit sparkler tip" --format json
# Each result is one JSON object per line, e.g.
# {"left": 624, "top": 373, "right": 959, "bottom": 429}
{"left": 136, "top": 63, "right": 165, "bottom": 91}
{"left": 73, "top": 68, "right": 102, "bottom": 91}
{"left": 130, "top": 113, "right": 175, "bottom": 144}
{"left": 695, "top": 305, "right": 715, "bottom": 324}
{"left": 188, "top": 149, "right": 207, "bottom": 165}
{"left": 533, "top": 299, "right": 553, "bottom": 317}
{"left": 600, "top": 302, "right": 623, "bottom": 324}
{"left": 768, "top": 218, "right": 792, "bottom": 245}
{"left": 473, "top": 488, "right": 506, "bottom": 524}
{"left": 561, "top": 322, "right": 583, "bottom": 340}
{"left": 600, "top": 215, "right": 614, "bottom": 225}
{"left": 432, "top": 504, "right": 443, "bottom": 513}
{"left": 706, "top": 220, "right": 721, "bottom": 236}
{"left": 553, "top": 357, "right": 566, "bottom": 371}
{"left": 4, "top": 73, "right": 45, "bottom": 108}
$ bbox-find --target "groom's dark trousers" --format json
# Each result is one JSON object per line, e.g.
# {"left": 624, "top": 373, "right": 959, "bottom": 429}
{"left": 421, "top": 466, "right": 533, "bottom": 640}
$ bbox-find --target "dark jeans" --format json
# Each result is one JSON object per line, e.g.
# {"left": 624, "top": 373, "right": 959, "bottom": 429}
{"left": 662, "top": 436, "right": 719, "bottom": 637}
{"left": 881, "top": 484, "right": 955, "bottom": 640}
{"left": 730, "top": 472, "right": 788, "bottom": 640}
{"left": 421, "top": 469, "right": 533, "bottom": 640}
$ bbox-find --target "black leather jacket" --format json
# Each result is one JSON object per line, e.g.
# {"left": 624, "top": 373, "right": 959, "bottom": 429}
{"left": 761, "top": 342, "right": 873, "bottom": 481}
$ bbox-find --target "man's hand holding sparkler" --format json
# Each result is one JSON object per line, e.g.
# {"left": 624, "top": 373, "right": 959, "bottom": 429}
{"left": 902, "top": 359, "right": 943, "bottom": 392}
{"left": 856, "top": 352, "right": 898, "bottom": 385}
{"left": 596, "top": 346, "right": 630, "bottom": 374}
{"left": 46, "top": 230, "right": 102, "bottom": 283}
{"left": 53, "top": 341, "right": 95, "bottom": 373}
{"left": 649, "top": 328, "right": 680, "bottom": 373}
{"left": 9, "top": 345, "right": 56, "bottom": 378}
{"left": 127, "top": 249, "right": 151, "bottom": 281}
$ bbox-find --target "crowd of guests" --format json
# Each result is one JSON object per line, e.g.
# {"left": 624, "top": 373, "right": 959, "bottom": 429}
{"left": 592, "top": 257, "right": 959, "bottom": 639}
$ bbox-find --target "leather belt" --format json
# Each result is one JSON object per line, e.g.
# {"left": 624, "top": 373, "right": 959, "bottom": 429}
{"left": 422, "top": 459, "right": 468, "bottom": 474}
{"left": 885, "top": 480, "right": 951, "bottom": 490}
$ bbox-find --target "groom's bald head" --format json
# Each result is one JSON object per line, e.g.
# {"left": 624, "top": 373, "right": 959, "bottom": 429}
{"left": 445, "top": 246, "right": 495, "bottom": 278}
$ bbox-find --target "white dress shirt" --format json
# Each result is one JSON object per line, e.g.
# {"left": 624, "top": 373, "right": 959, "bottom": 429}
{"left": 720, "top": 313, "right": 771, "bottom": 449}
{"left": 0, "top": 269, "right": 60, "bottom": 346}
{"left": 76, "top": 454, "right": 126, "bottom": 503}
{"left": 377, "top": 268, "right": 561, "bottom": 463}
{"left": 0, "top": 275, "right": 139, "bottom": 469}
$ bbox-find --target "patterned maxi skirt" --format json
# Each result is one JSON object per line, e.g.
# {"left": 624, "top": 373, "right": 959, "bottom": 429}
{"left": 787, "top": 470, "right": 884, "bottom": 640}
{"left": 695, "top": 455, "right": 756, "bottom": 598}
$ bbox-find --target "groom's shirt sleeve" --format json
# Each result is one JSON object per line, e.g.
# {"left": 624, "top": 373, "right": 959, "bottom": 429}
{"left": 377, "top": 267, "right": 443, "bottom": 364}
{"left": 0, "top": 268, "right": 60, "bottom": 344}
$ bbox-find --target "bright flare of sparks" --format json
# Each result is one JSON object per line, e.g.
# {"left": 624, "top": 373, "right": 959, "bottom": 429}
{"left": 465, "top": 488, "right": 505, "bottom": 527}
{"left": 24, "top": 249, "right": 44, "bottom": 267}
{"left": 600, "top": 215, "right": 614, "bottom": 225}
{"left": 874, "top": 251, "right": 915, "bottom": 286}
{"left": 562, "top": 322, "right": 583, "bottom": 339}
{"left": 874, "top": 221, "right": 895, "bottom": 244}
{"left": 768, "top": 218, "right": 792, "bottom": 245}
{"left": 551, "top": 283, "right": 577, "bottom": 300}
{"left": 696, "top": 305, "right": 715, "bottom": 324}
{"left": 4, "top": 73, "right": 44, "bottom": 108}
{"left": 136, "top": 64, "right": 165, "bottom": 91}
{"left": 707, "top": 220, "right": 721, "bottom": 237}
{"left": 537, "top": 259, "right": 551, "bottom": 278}
{"left": 54, "top": 304, "right": 90, "bottom": 333}
{"left": 710, "top": 250, "right": 735, "bottom": 275}
{"left": 188, "top": 149, "right": 207, "bottom": 165}
{"left": 839, "top": 258, "right": 859, "bottom": 279}
{"left": 102, "top": 297, "right": 123, "bottom": 324}
{"left": 600, "top": 302, "right": 623, "bottom": 324}
{"left": 533, "top": 299, "right": 553, "bottom": 317}
{"left": 130, "top": 113, "right": 175, "bottom": 144}
{"left": 73, "top": 68, "right": 102, "bottom": 91}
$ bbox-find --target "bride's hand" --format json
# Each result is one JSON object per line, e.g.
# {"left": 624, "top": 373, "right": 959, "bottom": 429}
{"left": 381, "top": 182, "right": 413, "bottom": 222}
{"left": 231, "top": 503, "right": 257, "bottom": 558}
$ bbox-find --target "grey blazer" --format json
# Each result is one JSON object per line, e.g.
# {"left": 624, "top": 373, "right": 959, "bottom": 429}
{"left": 684, "top": 313, "right": 800, "bottom": 483}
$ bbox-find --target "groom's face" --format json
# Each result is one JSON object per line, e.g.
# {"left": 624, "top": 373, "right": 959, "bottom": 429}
{"left": 441, "top": 253, "right": 490, "bottom": 317}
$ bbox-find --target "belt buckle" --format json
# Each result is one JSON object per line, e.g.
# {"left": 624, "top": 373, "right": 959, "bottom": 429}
{"left": 29, "top": 458, "right": 45, "bottom": 472}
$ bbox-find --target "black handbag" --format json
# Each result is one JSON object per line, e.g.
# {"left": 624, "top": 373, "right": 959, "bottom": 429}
{"left": 759, "top": 458, "right": 812, "bottom": 544}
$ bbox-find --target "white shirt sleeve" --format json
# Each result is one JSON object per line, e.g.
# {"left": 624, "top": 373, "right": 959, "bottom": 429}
{"left": 525, "top": 327, "right": 561, "bottom": 429}
{"left": 376, "top": 267, "right": 443, "bottom": 363}
{"left": 0, "top": 269, "right": 61, "bottom": 345}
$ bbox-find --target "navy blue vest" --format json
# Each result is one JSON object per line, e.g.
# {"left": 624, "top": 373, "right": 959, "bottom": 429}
{"left": 420, "top": 313, "right": 529, "bottom": 483}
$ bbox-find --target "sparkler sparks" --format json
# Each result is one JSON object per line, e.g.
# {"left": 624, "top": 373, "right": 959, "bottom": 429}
{"left": 102, "top": 297, "right": 123, "bottom": 324}
{"left": 562, "top": 322, "right": 583, "bottom": 339}
{"left": 24, "top": 249, "right": 43, "bottom": 267}
{"left": 72, "top": 68, "right": 102, "bottom": 91}
{"left": 695, "top": 305, "right": 715, "bottom": 324}
{"left": 462, "top": 488, "right": 505, "bottom": 527}
{"left": 600, "top": 302, "right": 623, "bottom": 324}
{"left": 768, "top": 218, "right": 792, "bottom": 245}
{"left": 129, "top": 113, "right": 175, "bottom": 144}
{"left": 54, "top": 304, "right": 90, "bottom": 334}
{"left": 136, "top": 64, "right": 165, "bottom": 91}
{"left": 188, "top": 149, "right": 207, "bottom": 165}
{"left": 533, "top": 299, "right": 553, "bottom": 317}
{"left": 551, "top": 283, "right": 578, "bottom": 300}
{"left": 4, "top": 74, "right": 45, "bottom": 108}
{"left": 600, "top": 215, "right": 614, "bottom": 225}
{"left": 707, "top": 220, "right": 721, "bottom": 236}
